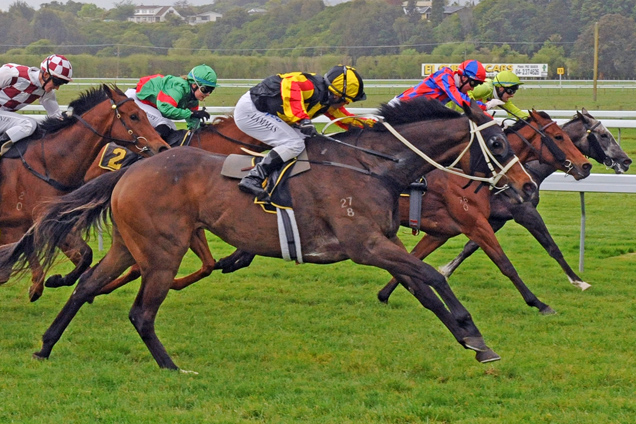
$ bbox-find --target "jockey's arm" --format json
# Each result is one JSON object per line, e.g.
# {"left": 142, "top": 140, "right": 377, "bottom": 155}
{"left": 325, "top": 106, "right": 375, "bottom": 130}
{"left": 40, "top": 91, "right": 62, "bottom": 119}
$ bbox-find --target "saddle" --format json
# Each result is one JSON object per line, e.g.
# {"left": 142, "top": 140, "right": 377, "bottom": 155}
{"left": 0, "top": 128, "right": 47, "bottom": 159}
{"left": 222, "top": 150, "right": 311, "bottom": 210}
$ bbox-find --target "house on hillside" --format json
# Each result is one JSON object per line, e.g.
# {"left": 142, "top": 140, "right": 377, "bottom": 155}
{"left": 187, "top": 11, "right": 223, "bottom": 25}
{"left": 128, "top": 6, "right": 183, "bottom": 23}
{"left": 401, "top": 1, "right": 469, "bottom": 20}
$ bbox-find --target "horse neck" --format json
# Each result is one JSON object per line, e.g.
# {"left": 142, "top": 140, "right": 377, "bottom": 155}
{"left": 561, "top": 120, "right": 588, "bottom": 155}
{"left": 524, "top": 161, "right": 556, "bottom": 184}
{"left": 354, "top": 117, "right": 471, "bottom": 190}
{"left": 36, "top": 106, "right": 116, "bottom": 184}
{"left": 199, "top": 121, "right": 267, "bottom": 154}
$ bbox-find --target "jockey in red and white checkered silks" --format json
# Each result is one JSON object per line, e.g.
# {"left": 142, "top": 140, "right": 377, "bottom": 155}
{"left": 0, "top": 54, "right": 73, "bottom": 154}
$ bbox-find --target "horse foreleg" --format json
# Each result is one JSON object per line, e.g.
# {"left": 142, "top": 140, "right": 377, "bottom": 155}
{"left": 213, "top": 249, "right": 256, "bottom": 273}
{"left": 96, "top": 265, "right": 141, "bottom": 295}
{"left": 171, "top": 228, "right": 215, "bottom": 290}
{"left": 44, "top": 234, "right": 93, "bottom": 289}
{"left": 35, "top": 236, "right": 135, "bottom": 360}
{"left": 512, "top": 204, "right": 591, "bottom": 291}
{"left": 377, "top": 235, "right": 448, "bottom": 303}
{"left": 438, "top": 218, "right": 508, "bottom": 278}
{"left": 466, "top": 224, "right": 555, "bottom": 315}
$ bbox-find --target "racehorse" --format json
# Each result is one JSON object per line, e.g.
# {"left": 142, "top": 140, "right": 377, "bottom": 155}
{"left": 41, "top": 116, "right": 268, "bottom": 294}
{"left": 98, "top": 110, "right": 594, "bottom": 301}
{"left": 436, "top": 109, "right": 632, "bottom": 290}
{"left": 0, "top": 85, "right": 169, "bottom": 301}
{"left": 376, "top": 111, "right": 594, "bottom": 312}
{"left": 0, "top": 99, "right": 536, "bottom": 368}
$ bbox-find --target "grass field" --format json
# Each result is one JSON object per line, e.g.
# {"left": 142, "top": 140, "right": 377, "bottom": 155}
{"left": 0, "top": 84, "right": 635, "bottom": 423}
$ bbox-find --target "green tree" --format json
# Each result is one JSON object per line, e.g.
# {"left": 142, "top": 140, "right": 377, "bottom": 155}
{"left": 9, "top": 0, "right": 35, "bottom": 21}
{"left": 108, "top": 0, "right": 135, "bottom": 21}
{"left": 25, "top": 39, "right": 56, "bottom": 55}
{"left": 532, "top": 41, "right": 567, "bottom": 78}
{"left": 77, "top": 4, "right": 106, "bottom": 20}
{"left": 431, "top": 0, "right": 445, "bottom": 26}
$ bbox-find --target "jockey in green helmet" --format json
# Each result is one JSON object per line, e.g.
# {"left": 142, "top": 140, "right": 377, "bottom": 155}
{"left": 468, "top": 69, "right": 529, "bottom": 120}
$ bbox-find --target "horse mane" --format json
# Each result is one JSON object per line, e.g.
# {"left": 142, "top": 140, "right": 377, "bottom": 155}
{"left": 38, "top": 85, "right": 115, "bottom": 134}
{"left": 504, "top": 111, "right": 550, "bottom": 134}
{"left": 373, "top": 97, "right": 462, "bottom": 130}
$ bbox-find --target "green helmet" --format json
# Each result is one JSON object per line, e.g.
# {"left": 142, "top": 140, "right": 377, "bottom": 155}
{"left": 493, "top": 70, "right": 523, "bottom": 88}
{"left": 187, "top": 64, "right": 218, "bottom": 89}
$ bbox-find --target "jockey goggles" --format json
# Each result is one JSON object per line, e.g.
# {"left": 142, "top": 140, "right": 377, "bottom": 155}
{"left": 193, "top": 79, "right": 215, "bottom": 94}
{"left": 51, "top": 76, "right": 70, "bottom": 87}
{"left": 467, "top": 78, "right": 483, "bottom": 88}
{"left": 503, "top": 85, "right": 519, "bottom": 95}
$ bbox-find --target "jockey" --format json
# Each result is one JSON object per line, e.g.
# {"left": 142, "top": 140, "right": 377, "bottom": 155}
{"left": 235, "top": 65, "right": 374, "bottom": 201}
{"left": 468, "top": 70, "right": 529, "bottom": 120}
{"left": 125, "top": 64, "right": 217, "bottom": 139}
{"left": 388, "top": 60, "right": 504, "bottom": 112}
{"left": 0, "top": 54, "right": 72, "bottom": 156}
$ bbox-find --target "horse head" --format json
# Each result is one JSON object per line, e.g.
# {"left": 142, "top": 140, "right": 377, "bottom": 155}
{"left": 99, "top": 84, "right": 170, "bottom": 156}
{"left": 565, "top": 109, "right": 632, "bottom": 174}
{"left": 505, "top": 110, "right": 592, "bottom": 180}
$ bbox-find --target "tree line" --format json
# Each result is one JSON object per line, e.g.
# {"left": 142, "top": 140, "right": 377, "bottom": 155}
{"left": 1, "top": 0, "right": 635, "bottom": 79}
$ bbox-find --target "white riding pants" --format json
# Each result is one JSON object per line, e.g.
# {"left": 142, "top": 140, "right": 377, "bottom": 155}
{"left": 124, "top": 88, "right": 177, "bottom": 130}
{"left": 234, "top": 91, "right": 306, "bottom": 162}
{"left": 0, "top": 109, "right": 38, "bottom": 142}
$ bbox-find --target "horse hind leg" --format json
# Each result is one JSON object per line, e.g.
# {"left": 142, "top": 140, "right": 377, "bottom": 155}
{"left": 171, "top": 228, "right": 216, "bottom": 290}
{"left": 34, "top": 237, "right": 135, "bottom": 360}
{"left": 45, "top": 234, "right": 93, "bottom": 289}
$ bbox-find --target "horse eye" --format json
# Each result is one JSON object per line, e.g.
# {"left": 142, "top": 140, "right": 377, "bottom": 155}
{"left": 555, "top": 135, "right": 563, "bottom": 141}
{"left": 130, "top": 113, "right": 139, "bottom": 121}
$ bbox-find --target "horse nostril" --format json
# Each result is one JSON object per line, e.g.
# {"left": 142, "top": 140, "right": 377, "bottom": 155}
{"left": 523, "top": 182, "right": 537, "bottom": 196}
{"left": 625, "top": 158, "right": 633, "bottom": 166}
{"left": 159, "top": 146, "right": 169, "bottom": 153}
{"left": 582, "top": 162, "right": 592, "bottom": 171}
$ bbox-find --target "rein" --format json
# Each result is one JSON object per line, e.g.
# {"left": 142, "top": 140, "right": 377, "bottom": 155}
{"left": 381, "top": 118, "right": 519, "bottom": 190}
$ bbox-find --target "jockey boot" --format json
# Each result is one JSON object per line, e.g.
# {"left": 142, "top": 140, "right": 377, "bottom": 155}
{"left": 155, "top": 124, "right": 173, "bottom": 141}
{"left": 238, "top": 150, "right": 284, "bottom": 201}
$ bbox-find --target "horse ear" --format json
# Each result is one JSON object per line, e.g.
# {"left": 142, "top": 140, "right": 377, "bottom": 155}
{"left": 102, "top": 84, "right": 113, "bottom": 100}
{"left": 576, "top": 110, "right": 589, "bottom": 124}
{"left": 462, "top": 100, "right": 474, "bottom": 118}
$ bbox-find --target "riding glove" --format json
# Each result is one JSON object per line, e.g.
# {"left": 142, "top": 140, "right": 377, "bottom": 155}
{"left": 485, "top": 99, "right": 505, "bottom": 110}
{"left": 191, "top": 109, "right": 211, "bottom": 121}
{"left": 296, "top": 119, "right": 317, "bottom": 137}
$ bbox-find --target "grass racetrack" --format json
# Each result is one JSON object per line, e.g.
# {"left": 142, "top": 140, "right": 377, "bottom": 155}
{"left": 1, "top": 84, "right": 635, "bottom": 423}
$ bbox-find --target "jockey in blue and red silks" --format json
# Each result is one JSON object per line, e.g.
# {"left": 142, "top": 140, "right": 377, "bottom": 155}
{"left": 388, "top": 60, "right": 504, "bottom": 112}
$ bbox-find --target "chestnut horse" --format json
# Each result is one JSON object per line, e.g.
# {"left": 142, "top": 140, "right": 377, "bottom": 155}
{"left": 376, "top": 111, "right": 595, "bottom": 312}
{"left": 437, "top": 109, "right": 632, "bottom": 290}
{"left": 0, "top": 85, "right": 169, "bottom": 301}
{"left": 42, "top": 116, "right": 268, "bottom": 293}
{"left": 1, "top": 99, "right": 536, "bottom": 368}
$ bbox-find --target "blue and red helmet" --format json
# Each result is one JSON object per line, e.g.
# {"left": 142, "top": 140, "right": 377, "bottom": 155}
{"left": 456, "top": 60, "right": 487, "bottom": 83}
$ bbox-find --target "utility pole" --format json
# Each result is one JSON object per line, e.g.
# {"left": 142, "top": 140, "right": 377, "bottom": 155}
{"left": 593, "top": 22, "right": 598, "bottom": 101}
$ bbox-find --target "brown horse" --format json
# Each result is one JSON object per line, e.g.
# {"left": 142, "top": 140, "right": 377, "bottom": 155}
{"left": 0, "top": 85, "right": 169, "bottom": 301}
{"left": 42, "top": 116, "right": 268, "bottom": 293}
{"left": 436, "top": 109, "right": 632, "bottom": 290}
{"left": 98, "top": 109, "right": 592, "bottom": 298}
{"left": 376, "top": 111, "right": 593, "bottom": 312}
{"left": 1, "top": 99, "right": 537, "bottom": 369}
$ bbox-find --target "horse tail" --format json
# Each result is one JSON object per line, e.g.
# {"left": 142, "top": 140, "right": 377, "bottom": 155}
{"left": 1, "top": 168, "right": 128, "bottom": 279}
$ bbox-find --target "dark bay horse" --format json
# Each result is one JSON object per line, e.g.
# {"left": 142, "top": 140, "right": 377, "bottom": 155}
{"left": 376, "top": 111, "right": 593, "bottom": 312}
{"left": 0, "top": 85, "right": 169, "bottom": 301}
{"left": 1, "top": 99, "right": 536, "bottom": 369}
{"left": 437, "top": 109, "right": 632, "bottom": 290}
{"left": 42, "top": 116, "right": 268, "bottom": 293}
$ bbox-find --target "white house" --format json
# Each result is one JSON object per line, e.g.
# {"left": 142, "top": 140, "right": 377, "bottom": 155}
{"left": 187, "top": 11, "right": 223, "bottom": 25}
{"left": 128, "top": 6, "right": 183, "bottom": 23}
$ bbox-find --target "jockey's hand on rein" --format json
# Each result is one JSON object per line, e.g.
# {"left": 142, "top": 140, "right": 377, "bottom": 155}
{"left": 191, "top": 109, "right": 211, "bottom": 121}
{"left": 296, "top": 119, "right": 317, "bottom": 137}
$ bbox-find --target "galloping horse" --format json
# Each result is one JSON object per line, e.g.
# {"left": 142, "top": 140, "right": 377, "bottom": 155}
{"left": 437, "top": 109, "right": 632, "bottom": 290}
{"left": 0, "top": 85, "right": 169, "bottom": 301}
{"left": 42, "top": 116, "right": 268, "bottom": 293}
{"left": 1, "top": 99, "right": 536, "bottom": 368}
{"left": 377, "top": 111, "right": 594, "bottom": 312}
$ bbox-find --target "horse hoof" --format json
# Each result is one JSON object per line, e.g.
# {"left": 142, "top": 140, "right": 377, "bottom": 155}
{"left": 575, "top": 281, "right": 592, "bottom": 291}
{"left": 475, "top": 348, "right": 501, "bottom": 363}
{"left": 540, "top": 306, "right": 557, "bottom": 315}
{"left": 28, "top": 288, "right": 42, "bottom": 303}
{"left": 180, "top": 369, "right": 199, "bottom": 375}
{"left": 32, "top": 351, "right": 48, "bottom": 361}
{"left": 45, "top": 274, "right": 67, "bottom": 288}
{"left": 463, "top": 336, "right": 488, "bottom": 352}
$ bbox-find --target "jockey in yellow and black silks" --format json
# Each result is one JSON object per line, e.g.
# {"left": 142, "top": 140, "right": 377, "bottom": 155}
{"left": 235, "top": 65, "right": 374, "bottom": 201}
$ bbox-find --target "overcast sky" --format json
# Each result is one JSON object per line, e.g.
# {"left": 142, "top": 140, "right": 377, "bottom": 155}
{"left": 3, "top": 1, "right": 220, "bottom": 12}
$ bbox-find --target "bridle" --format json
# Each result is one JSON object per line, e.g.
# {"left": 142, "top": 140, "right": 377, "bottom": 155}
{"left": 73, "top": 96, "right": 151, "bottom": 155}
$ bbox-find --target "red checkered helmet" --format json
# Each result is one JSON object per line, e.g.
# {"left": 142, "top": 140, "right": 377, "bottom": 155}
{"left": 40, "top": 54, "right": 73, "bottom": 82}
{"left": 456, "top": 60, "right": 486, "bottom": 83}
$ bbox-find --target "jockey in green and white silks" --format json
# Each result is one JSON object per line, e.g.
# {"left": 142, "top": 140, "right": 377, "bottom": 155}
{"left": 459, "top": 70, "right": 529, "bottom": 120}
